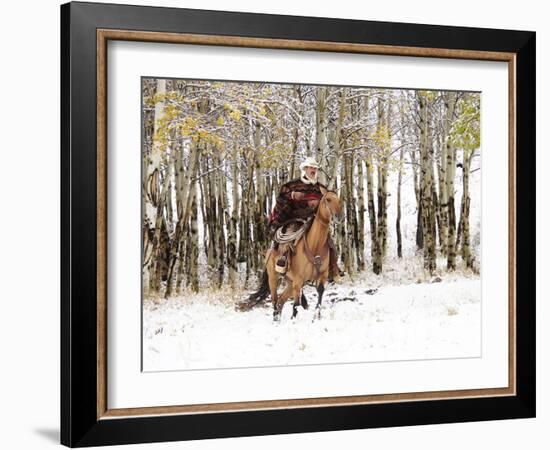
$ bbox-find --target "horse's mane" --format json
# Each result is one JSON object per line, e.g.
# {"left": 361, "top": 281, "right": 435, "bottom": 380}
{"left": 319, "top": 184, "right": 337, "bottom": 195}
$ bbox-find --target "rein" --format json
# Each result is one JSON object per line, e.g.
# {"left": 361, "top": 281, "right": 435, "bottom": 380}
{"left": 315, "top": 212, "right": 331, "bottom": 227}
{"left": 315, "top": 193, "right": 338, "bottom": 226}
{"left": 303, "top": 232, "right": 330, "bottom": 278}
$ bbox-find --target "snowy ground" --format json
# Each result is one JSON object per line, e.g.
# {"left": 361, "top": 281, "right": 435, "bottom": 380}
{"left": 143, "top": 264, "right": 481, "bottom": 372}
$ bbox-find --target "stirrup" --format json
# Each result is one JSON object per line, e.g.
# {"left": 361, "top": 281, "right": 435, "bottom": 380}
{"left": 275, "top": 256, "right": 287, "bottom": 274}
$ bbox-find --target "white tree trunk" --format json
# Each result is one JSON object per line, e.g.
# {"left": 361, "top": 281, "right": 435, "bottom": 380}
{"left": 315, "top": 87, "right": 329, "bottom": 183}
{"left": 143, "top": 79, "right": 166, "bottom": 293}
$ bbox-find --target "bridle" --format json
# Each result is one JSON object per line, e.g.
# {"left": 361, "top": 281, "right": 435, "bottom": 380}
{"left": 315, "top": 192, "right": 342, "bottom": 226}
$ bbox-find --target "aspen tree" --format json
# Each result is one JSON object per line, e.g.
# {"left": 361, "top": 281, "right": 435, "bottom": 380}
{"left": 418, "top": 91, "right": 437, "bottom": 273}
{"left": 443, "top": 92, "right": 458, "bottom": 269}
{"left": 228, "top": 145, "right": 240, "bottom": 287}
{"left": 143, "top": 79, "right": 166, "bottom": 294}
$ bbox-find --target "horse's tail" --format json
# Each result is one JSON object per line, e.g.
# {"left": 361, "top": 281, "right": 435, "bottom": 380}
{"left": 247, "top": 269, "right": 270, "bottom": 303}
{"left": 235, "top": 269, "right": 270, "bottom": 312}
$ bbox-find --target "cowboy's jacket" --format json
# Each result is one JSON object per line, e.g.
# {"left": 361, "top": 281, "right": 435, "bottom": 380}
{"left": 268, "top": 177, "right": 326, "bottom": 232}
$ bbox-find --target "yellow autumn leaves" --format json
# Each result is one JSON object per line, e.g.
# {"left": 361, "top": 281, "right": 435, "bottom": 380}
{"left": 151, "top": 92, "right": 246, "bottom": 154}
{"left": 150, "top": 86, "right": 286, "bottom": 165}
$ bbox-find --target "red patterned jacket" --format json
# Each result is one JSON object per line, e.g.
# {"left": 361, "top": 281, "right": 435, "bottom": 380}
{"left": 268, "top": 177, "right": 326, "bottom": 231}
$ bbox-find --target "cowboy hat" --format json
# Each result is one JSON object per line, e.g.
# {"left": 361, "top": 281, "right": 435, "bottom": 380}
{"left": 299, "top": 156, "right": 320, "bottom": 171}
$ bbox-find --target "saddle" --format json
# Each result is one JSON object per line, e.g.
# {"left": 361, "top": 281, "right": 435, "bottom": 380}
{"left": 268, "top": 219, "right": 310, "bottom": 273}
{"left": 271, "top": 217, "right": 329, "bottom": 278}
{"left": 273, "top": 218, "right": 311, "bottom": 250}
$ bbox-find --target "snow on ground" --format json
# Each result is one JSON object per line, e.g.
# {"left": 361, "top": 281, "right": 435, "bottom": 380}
{"left": 143, "top": 267, "right": 481, "bottom": 372}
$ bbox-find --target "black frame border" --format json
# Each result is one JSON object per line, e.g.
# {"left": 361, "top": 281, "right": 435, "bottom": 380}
{"left": 61, "top": 1, "right": 536, "bottom": 447}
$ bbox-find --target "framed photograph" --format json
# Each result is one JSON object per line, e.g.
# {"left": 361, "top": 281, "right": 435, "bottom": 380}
{"left": 61, "top": 1, "right": 536, "bottom": 447}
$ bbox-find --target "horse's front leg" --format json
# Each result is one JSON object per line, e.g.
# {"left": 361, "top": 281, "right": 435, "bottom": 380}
{"left": 268, "top": 266, "right": 279, "bottom": 310}
{"left": 315, "top": 282, "right": 325, "bottom": 320}
{"left": 274, "top": 284, "right": 292, "bottom": 322}
{"left": 291, "top": 282, "right": 303, "bottom": 319}
{"left": 300, "top": 291, "right": 309, "bottom": 310}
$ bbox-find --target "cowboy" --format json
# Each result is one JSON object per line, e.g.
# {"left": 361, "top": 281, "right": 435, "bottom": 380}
{"left": 268, "top": 156, "right": 344, "bottom": 281}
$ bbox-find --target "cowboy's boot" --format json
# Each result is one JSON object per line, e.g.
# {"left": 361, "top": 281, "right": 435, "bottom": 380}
{"left": 328, "top": 247, "right": 345, "bottom": 282}
{"left": 275, "top": 251, "right": 287, "bottom": 274}
{"left": 326, "top": 236, "right": 344, "bottom": 282}
{"left": 272, "top": 240, "right": 287, "bottom": 274}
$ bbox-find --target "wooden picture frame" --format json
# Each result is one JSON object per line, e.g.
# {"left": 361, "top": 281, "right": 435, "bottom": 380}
{"left": 61, "top": 1, "right": 535, "bottom": 447}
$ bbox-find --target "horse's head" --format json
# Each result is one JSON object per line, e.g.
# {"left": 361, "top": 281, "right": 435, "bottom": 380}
{"left": 318, "top": 187, "right": 343, "bottom": 223}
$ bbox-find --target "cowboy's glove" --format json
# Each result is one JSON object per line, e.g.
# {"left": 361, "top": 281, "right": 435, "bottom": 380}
{"left": 291, "top": 191, "right": 305, "bottom": 201}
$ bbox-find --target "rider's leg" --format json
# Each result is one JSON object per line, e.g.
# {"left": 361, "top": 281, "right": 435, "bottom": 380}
{"left": 327, "top": 235, "right": 345, "bottom": 281}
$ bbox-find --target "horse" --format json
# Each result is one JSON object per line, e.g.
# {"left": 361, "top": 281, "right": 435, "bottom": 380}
{"left": 247, "top": 188, "right": 342, "bottom": 321}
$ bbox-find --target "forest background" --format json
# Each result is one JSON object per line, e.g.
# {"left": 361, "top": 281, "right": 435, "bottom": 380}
{"left": 141, "top": 78, "right": 481, "bottom": 300}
